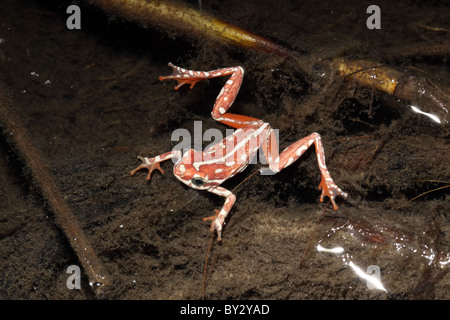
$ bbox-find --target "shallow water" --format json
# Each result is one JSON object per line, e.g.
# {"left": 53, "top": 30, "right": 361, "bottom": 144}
{"left": 0, "top": 0, "right": 448, "bottom": 299}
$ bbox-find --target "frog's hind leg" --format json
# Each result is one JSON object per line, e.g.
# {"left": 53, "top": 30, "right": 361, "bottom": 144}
{"left": 262, "top": 130, "right": 348, "bottom": 210}
{"left": 159, "top": 63, "right": 260, "bottom": 129}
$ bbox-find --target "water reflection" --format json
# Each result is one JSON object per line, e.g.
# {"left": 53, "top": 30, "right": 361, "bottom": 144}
{"left": 315, "top": 214, "right": 449, "bottom": 296}
{"left": 410, "top": 105, "right": 441, "bottom": 124}
{"left": 316, "top": 244, "right": 387, "bottom": 292}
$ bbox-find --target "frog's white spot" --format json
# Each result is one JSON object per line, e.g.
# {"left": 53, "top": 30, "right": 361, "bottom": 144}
{"left": 219, "top": 107, "right": 226, "bottom": 114}
{"left": 154, "top": 156, "right": 161, "bottom": 162}
{"left": 287, "top": 157, "right": 294, "bottom": 166}
{"left": 224, "top": 96, "right": 228, "bottom": 101}
{"left": 226, "top": 80, "right": 233, "bottom": 85}
{"left": 226, "top": 161, "right": 236, "bottom": 167}
{"left": 176, "top": 74, "right": 181, "bottom": 78}
{"left": 204, "top": 72, "right": 209, "bottom": 77}
{"left": 215, "top": 168, "right": 223, "bottom": 174}
{"left": 189, "top": 70, "right": 194, "bottom": 76}
{"left": 240, "top": 154, "right": 247, "bottom": 163}
{"left": 183, "top": 74, "right": 189, "bottom": 77}
{"left": 178, "top": 164, "right": 186, "bottom": 173}
{"left": 317, "top": 155, "right": 327, "bottom": 169}
{"left": 215, "top": 72, "right": 222, "bottom": 76}
{"left": 297, "top": 145, "right": 308, "bottom": 156}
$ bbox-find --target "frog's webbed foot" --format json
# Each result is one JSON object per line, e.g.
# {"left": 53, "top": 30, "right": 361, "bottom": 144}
{"left": 130, "top": 156, "right": 164, "bottom": 180}
{"left": 159, "top": 62, "right": 203, "bottom": 90}
{"left": 203, "top": 187, "right": 236, "bottom": 240}
{"left": 203, "top": 209, "right": 224, "bottom": 241}
{"left": 318, "top": 177, "right": 348, "bottom": 210}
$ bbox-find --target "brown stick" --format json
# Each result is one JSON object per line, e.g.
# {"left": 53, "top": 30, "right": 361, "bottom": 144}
{"left": 0, "top": 86, "right": 111, "bottom": 295}
{"left": 87, "top": 0, "right": 293, "bottom": 57}
{"left": 334, "top": 58, "right": 449, "bottom": 124}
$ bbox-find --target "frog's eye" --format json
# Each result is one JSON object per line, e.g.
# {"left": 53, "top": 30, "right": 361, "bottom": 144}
{"left": 191, "top": 177, "right": 206, "bottom": 186}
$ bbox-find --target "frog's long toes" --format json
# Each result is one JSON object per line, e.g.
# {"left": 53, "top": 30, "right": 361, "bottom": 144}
{"left": 130, "top": 157, "right": 164, "bottom": 180}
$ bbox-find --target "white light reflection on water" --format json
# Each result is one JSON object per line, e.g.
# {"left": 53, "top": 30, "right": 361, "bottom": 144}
{"left": 316, "top": 244, "right": 387, "bottom": 292}
{"left": 316, "top": 244, "right": 344, "bottom": 253}
{"left": 410, "top": 105, "right": 441, "bottom": 124}
{"left": 348, "top": 262, "right": 386, "bottom": 292}
{"left": 439, "top": 255, "right": 450, "bottom": 267}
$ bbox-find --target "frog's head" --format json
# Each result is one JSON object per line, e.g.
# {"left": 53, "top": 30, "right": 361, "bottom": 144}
{"left": 173, "top": 149, "right": 213, "bottom": 190}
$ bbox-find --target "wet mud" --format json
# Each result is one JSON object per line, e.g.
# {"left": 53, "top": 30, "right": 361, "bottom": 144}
{"left": 0, "top": 0, "right": 448, "bottom": 299}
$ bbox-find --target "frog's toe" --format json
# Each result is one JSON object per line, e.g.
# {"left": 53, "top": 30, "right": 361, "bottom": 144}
{"left": 130, "top": 156, "right": 164, "bottom": 180}
{"left": 318, "top": 179, "right": 347, "bottom": 210}
{"left": 203, "top": 210, "right": 224, "bottom": 240}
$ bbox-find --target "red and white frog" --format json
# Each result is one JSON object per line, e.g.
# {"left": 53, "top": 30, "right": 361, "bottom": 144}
{"left": 131, "top": 63, "right": 347, "bottom": 240}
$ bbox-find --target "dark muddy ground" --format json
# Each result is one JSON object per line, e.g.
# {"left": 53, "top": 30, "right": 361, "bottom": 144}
{"left": 0, "top": 0, "right": 448, "bottom": 300}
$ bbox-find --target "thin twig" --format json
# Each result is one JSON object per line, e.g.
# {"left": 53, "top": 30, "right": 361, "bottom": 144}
{"left": 418, "top": 23, "right": 450, "bottom": 33}
{"left": 201, "top": 231, "right": 214, "bottom": 300}
{"left": 396, "top": 181, "right": 450, "bottom": 210}
{"left": 0, "top": 85, "right": 111, "bottom": 295}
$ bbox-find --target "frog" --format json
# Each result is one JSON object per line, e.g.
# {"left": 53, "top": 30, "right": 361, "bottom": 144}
{"left": 131, "top": 63, "right": 347, "bottom": 240}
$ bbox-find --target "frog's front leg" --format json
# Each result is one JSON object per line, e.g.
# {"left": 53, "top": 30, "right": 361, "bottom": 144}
{"left": 202, "top": 186, "right": 236, "bottom": 241}
{"left": 130, "top": 150, "right": 181, "bottom": 180}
